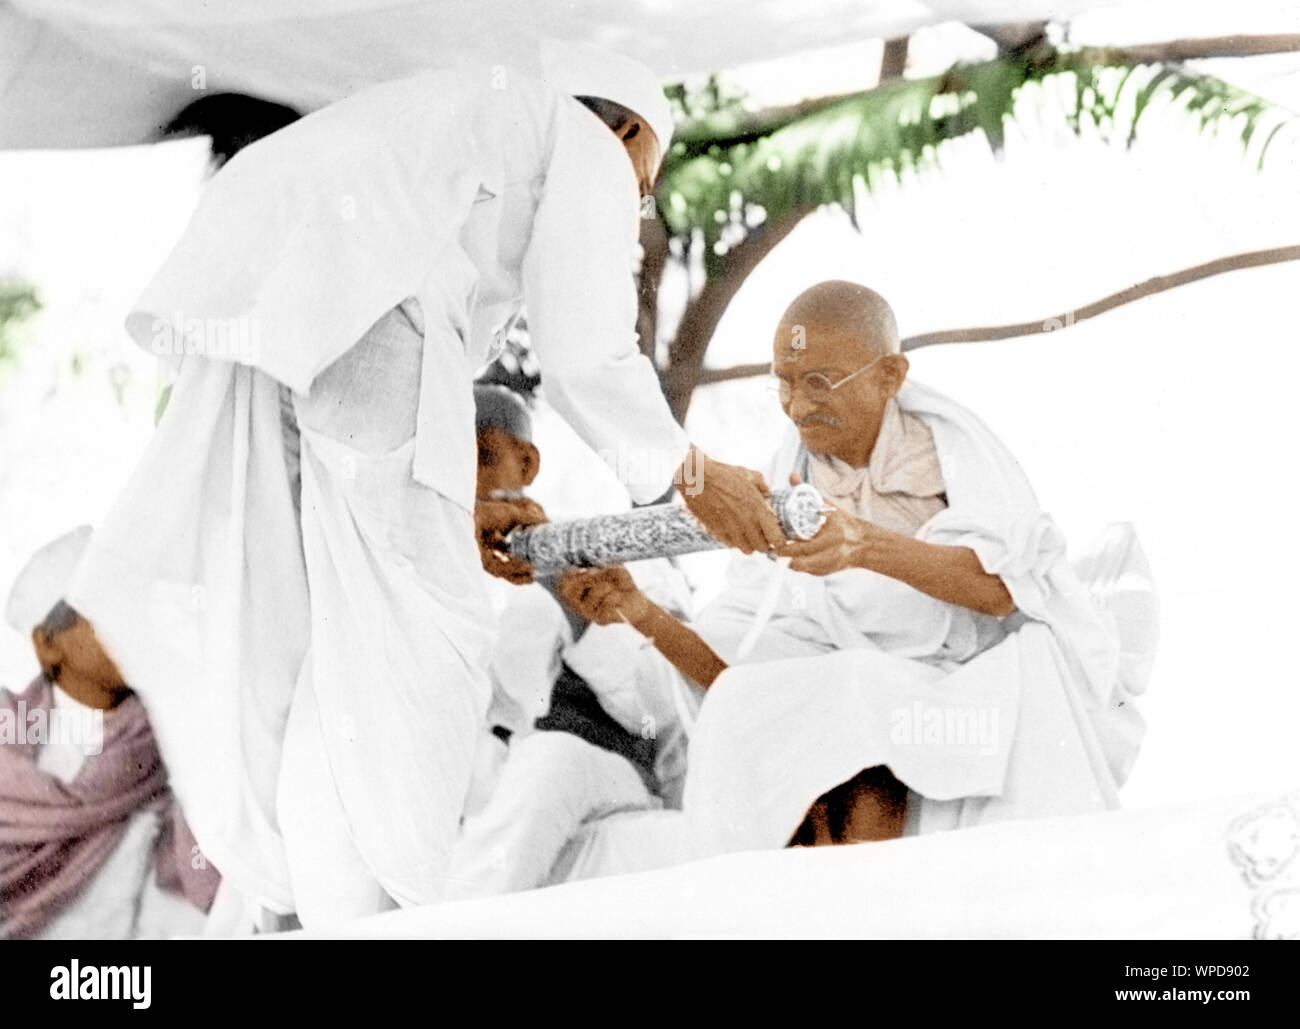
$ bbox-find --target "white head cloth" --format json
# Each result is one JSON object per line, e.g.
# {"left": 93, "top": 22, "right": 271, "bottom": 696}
{"left": 5, "top": 525, "right": 93, "bottom": 634}
{"left": 538, "top": 36, "right": 676, "bottom": 159}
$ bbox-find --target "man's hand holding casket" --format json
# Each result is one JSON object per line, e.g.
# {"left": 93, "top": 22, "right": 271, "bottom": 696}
{"left": 475, "top": 495, "right": 548, "bottom": 584}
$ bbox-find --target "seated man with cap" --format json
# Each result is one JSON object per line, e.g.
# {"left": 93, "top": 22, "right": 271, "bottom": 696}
{"left": 1, "top": 529, "right": 219, "bottom": 939}
{"left": 445, "top": 383, "right": 704, "bottom": 897}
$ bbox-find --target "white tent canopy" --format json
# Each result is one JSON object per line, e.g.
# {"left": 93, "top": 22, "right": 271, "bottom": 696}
{"left": 0, "top": 0, "right": 1279, "bottom": 150}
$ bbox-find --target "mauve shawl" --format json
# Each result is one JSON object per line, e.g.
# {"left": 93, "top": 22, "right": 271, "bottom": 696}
{"left": 0, "top": 676, "right": 216, "bottom": 938}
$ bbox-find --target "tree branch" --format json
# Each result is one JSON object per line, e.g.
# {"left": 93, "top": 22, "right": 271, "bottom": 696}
{"left": 691, "top": 243, "right": 1300, "bottom": 386}
{"left": 880, "top": 36, "right": 909, "bottom": 82}
{"left": 637, "top": 215, "right": 669, "bottom": 363}
{"left": 902, "top": 244, "right": 1300, "bottom": 350}
{"left": 670, "top": 33, "right": 1300, "bottom": 157}
{"left": 970, "top": 22, "right": 1049, "bottom": 55}
{"left": 695, "top": 361, "right": 774, "bottom": 386}
{"left": 664, "top": 206, "right": 813, "bottom": 420}
{"left": 1116, "top": 34, "right": 1300, "bottom": 62}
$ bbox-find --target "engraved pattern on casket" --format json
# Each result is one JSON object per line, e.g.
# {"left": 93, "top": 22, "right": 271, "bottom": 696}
{"left": 510, "top": 486, "right": 825, "bottom": 574}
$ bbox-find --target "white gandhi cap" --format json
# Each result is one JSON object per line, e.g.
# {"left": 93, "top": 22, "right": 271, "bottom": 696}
{"left": 539, "top": 37, "right": 676, "bottom": 163}
{"left": 5, "top": 525, "right": 92, "bottom": 635}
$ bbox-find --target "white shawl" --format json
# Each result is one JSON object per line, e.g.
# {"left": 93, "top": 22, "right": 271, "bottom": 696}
{"left": 678, "top": 379, "right": 1146, "bottom": 855}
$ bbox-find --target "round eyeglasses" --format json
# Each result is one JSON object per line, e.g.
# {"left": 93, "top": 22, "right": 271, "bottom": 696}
{"left": 770, "top": 352, "right": 886, "bottom": 406}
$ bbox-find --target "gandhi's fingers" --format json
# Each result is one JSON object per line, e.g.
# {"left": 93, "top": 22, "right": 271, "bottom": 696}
{"left": 785, "top": 552, "right": 834, "bottom": 577}
{"left": 779, "top": 535, "right": 836, "bottom": 567}
{"left": 779, "top": 537, "right": 820, "bottom": 559}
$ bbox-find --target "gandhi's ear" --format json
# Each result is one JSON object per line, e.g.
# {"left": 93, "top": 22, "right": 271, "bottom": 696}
{"left": 881, "top": 353, "right": 909, "bottom": 396}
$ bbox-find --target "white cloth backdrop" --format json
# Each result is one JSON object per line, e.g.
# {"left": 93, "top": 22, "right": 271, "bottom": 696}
{"left": 0, "top": 0, "right": 1244, "bottom": 150}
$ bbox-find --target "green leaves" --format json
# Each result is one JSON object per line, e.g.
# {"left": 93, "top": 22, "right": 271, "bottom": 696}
{"left": 0, "top": 277, "right": 41, "bottom": 376}
{"left": 657, "top": 47, "right": 1292, "bottom": 280}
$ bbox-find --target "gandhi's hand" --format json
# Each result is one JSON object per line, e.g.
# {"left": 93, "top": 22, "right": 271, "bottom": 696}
{"left": 557, "top": 567, "right": 649, "bottom": 625}
{"left": 779, "top": 499, "right": 874, "bottom": 576}
{"left": 678, "top": 447, "right": 785, "bottom": 555}
{"left": 475, "top": 495, "right": 547, "bottom": 584}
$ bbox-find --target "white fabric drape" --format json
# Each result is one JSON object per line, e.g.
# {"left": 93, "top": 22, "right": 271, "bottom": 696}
{"left": 67, "top": 357, "right": 307, "bottom": 910}
{"left": 316, "top": 788, "right": 1289, "bottom": 939}
{"left": 670, "top": 379, "right": 1138, "bottom": 855}
{"left": 0, "top": 1, "right": 1120, "bottom": 151}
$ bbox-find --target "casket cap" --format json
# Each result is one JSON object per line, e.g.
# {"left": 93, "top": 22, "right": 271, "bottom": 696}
{"left": 5, "top": 526, "right": 92, "bottom": 635}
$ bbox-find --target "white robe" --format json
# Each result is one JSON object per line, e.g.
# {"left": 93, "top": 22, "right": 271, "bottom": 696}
{"left": 446, "top": 559, "right": 698, "bottom": 897}
{"left": 68, "top": 62, "right": 689, "bottom": 919}
{"left": 677, "top": 378, "right": 1149, "bottom": 854}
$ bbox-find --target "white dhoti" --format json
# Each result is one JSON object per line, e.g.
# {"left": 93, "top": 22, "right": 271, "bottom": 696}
{"left": 447, "top": 565, "right": 701, "bottom": 898}
{"left": 445, "top": 731, "right": 658, "bottom": 900}
{"left": 279, "top": 305, "right": 492, "bottom": 917}
{"left": 68, "top": 59, "right": 695, "bottom": 926}
{"left": 664, "top": 378, "right": 1153, "bottom": 857}
{"left": 70, "top": 302, "right": 494, "bottom": 924}
{"left": 544, "top": 381, "right": 1155, "bottom": 879}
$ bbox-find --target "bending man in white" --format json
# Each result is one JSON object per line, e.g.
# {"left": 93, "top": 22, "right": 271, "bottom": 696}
{"left": 68, "top": 40, "right": 784, "bottom": 928}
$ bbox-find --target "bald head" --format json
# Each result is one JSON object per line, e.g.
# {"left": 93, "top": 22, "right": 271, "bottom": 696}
{"left": 771, "top": 281, "right": 908, "bottom": 466}
{"left": 779, "top": 280, "right": 900, "bottom": 359}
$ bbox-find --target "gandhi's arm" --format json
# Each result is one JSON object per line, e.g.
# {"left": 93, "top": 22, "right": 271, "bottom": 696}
{"left": 855, "top": 527, "right": 1014, "bottom": 617}
{"left": 781, "top": 508, "right": 1015, "bottom": 617}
